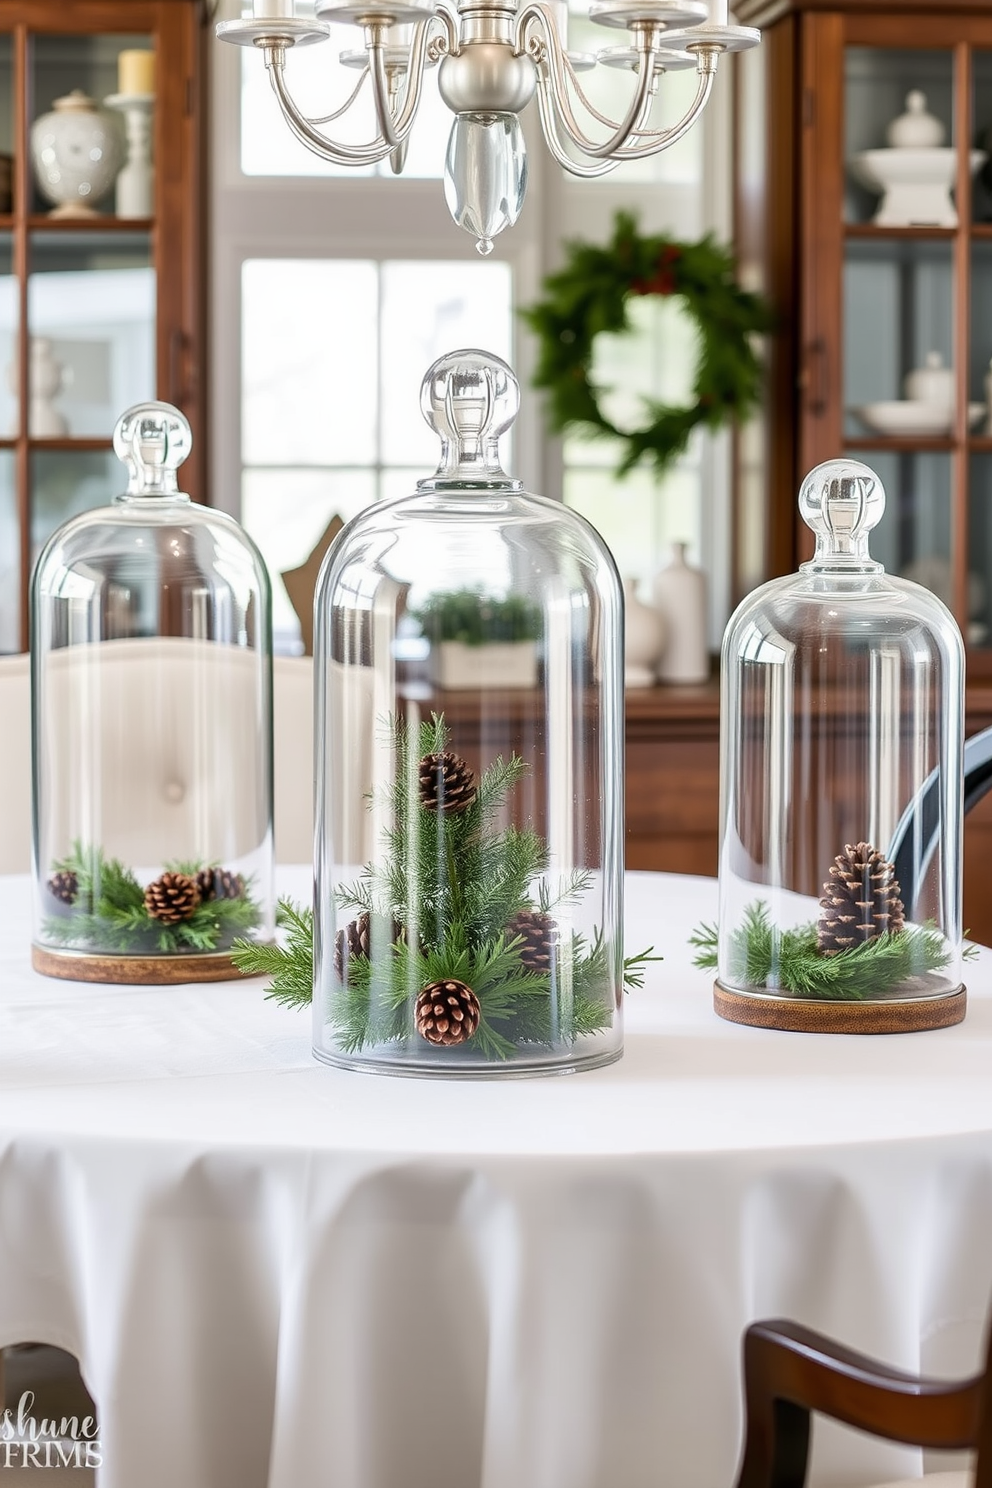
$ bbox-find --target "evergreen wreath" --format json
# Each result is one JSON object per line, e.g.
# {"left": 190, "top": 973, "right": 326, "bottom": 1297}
{"left": 233, "top": 712, "right": 660, "bottom": 1061}
{"left": 41, "top": 842, "right": 261, "bottom": 955}
{"left": 521, "top": 211, "right": 773, "bottom": 478}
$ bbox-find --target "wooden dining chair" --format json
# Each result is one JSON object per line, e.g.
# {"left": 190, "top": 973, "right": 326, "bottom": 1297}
{"left": 733, "top": 1318, "right": 991, "bottom": 1488}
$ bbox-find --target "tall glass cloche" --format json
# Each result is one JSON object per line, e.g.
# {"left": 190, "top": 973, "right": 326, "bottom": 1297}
{"left": 32, "top": 402, "right": 274, "bottom": 983}
{"left": 313, "top": 348, "right": 630, "bottom": 1076}
{"left": 713, "top": 458, "right": 965, "bottom": 1034}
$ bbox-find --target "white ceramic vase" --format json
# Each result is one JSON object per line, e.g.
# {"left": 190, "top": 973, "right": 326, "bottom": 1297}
{"left": 31, "top": 90, "right": 123, "bottom": 218}
{"left": 622, "top": 577, "right": 665, "bottom": 688}
{"left": 652, "top": 543, "right": 709, "bottom": 684}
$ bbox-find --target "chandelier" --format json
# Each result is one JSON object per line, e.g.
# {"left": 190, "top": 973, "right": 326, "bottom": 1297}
{"left": 218, "top": 0, "right": 759, "bottom": 253}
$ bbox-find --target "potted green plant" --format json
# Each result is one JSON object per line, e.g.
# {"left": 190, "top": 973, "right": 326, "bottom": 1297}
{"left": 413, "top": 589, "right": 542, "bottom": 689}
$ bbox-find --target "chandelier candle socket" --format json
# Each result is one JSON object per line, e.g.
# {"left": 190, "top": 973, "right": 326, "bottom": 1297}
{"left": 217, "top": 0, "right": 759, "bottom": 250}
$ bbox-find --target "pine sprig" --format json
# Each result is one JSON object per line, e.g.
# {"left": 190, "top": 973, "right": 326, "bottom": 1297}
{"left": 690, "top": 900, "right": 954, "bottom": 1002}
{"left": 232, "top": 898, "right": 313, "bottom": 1007}
{"left": 244, "top": 714, "right": 647, "bottom": 1060}
{"left": 42, "top": 842, "right": 261, "bottom": 955}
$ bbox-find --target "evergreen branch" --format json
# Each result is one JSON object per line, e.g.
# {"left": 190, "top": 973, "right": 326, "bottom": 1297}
{"left": 688, "top": 920, "right": 718, "bottom": 970}
{"left": 43, "top": 843, "right": 261, "bottom": 955}
{"left": 232, "top": 898, "right": 313, "bottom": 1007}
{"left": 622, "top": 945, "right": 663, "bottom": 989}
{"left": 691, "top": 899, "right": 954, "bottom": 1002}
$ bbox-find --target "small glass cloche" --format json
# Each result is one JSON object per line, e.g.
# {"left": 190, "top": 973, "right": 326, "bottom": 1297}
{"left": 712, "top": 458, "right": 965, "bottom": 1033}
{"left": 312, "top": 348, "right": 631, "bottom": 1076}
{"left": 31, "top": 402, "right": 275, "bottom": 983}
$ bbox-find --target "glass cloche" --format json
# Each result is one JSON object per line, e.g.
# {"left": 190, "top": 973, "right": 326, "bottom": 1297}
{"left": 31, "top": 402, "right": 275, "bottom": 983}
{"left": 713, "top": 458, "right": 965, "bottom": 1033}
{"left": 313, "top": 348, "right": 630, "bottom": 1076}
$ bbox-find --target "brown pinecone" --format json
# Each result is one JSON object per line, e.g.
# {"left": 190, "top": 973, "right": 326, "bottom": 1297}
{"left": 144, "top": 872, "right": 202, "bottom": 924}
{"left": 506, "top": 908, "right": 557, "bottom": 972}
{"left": 415, "top": 978, "right": 481, "bottom": 1046}
{"left": 196, "top": 867, "right": 245, "bottom": 903}
{"left": 419, "top": 750, "right": 476, "bottom": 814}
{"left": 333, "top": 912, "right": 406, "bottom": 980}
{"left": 817, "top": 842, "right": 905, "bottom": 955}
{"left": 47, "top": 870, "right": 78, "bottom": 906}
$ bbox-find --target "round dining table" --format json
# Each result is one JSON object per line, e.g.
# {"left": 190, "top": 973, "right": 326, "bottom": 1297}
{"left": 2, "top": 867, "right": 992, "bottom": 1488}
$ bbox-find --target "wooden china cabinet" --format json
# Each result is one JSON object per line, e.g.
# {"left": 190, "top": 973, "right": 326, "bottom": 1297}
{"left": 733, "top": 0, "right": 992, "bottom": 941}
{"left": 0, "top": 0, "right": 204, "bottom": 656}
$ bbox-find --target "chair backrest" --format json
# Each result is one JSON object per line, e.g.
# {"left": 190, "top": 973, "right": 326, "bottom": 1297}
{"left": 888, "top": 723, "right": 992, "bottom": 913}
{"left": 0, "top": 651, "right": 316, "bottom": 874}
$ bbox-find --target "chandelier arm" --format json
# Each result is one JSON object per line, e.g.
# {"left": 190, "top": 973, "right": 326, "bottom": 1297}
{"left": 608, "top": 62, "right": 713, "bottom": 157}
{"left": 533, "top": 71, "right": 622, "bottom": 177}
{"left": 367, "top": 16, "right": 435, "bottom": 148}
{"left": 308, "top": 65, "right": 372, "bottom": 127}
{"left": 266, "top": 48, "right": 395, "bottom": 164}
{"left": 517, "top": 5, "right": 658, "bottom": 160}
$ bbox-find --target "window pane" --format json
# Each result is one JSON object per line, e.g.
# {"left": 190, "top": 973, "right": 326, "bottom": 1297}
{"left": 564, "top": 463, "right": 701, "bottom": 589}
{"left": 242, "top": 258, "right": 378, "bottom": 465}
{"left": 242, "top": 466, "right": 376, "bottom": 643}
{"left": 380, "top": 259, "right": 513, "bottom": 464}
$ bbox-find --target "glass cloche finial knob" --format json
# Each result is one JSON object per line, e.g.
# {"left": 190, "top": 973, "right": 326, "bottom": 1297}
{"left": 113, "top": 400, "right": 192, "bottom": 498}
{"left": 799, "top": 457, "right": 885, "bottom": 570}
{"left": 418, "top": 348, "right": 521, "bottom": 489}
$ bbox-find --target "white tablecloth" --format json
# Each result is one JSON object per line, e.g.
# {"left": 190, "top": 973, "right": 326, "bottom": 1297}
{"left": 2, "top": 869, "right": 992, "bottom": 1488}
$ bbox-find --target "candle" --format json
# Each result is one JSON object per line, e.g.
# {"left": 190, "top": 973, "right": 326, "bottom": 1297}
{"left": 707, "top": 0, "right": 729, "bottom": 23}
{"left": 117, "top": 49, "right": 155, "bottom": 98}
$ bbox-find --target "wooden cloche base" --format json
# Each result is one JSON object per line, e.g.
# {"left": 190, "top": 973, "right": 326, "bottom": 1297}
{"left": 32, "top": 943, "right": 243, "bottom": 985}
{"left": 713, "top": 981, "right": 967, "bottom": 1035}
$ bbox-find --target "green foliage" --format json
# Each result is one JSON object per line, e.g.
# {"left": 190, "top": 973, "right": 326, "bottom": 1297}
{"left": 413, "top": 589, "right": 542, "bottom": 646}
{"left": 690, "top": 901, "right": 954, "bottom": 1002}
{"left": 41, "top": 842, "right": 261, "bottom": 955}
{"left": 520, "top": 211, "right": 774, "bottom": 478}
{"left": 236, "top": 713, "right": 661, "bottom": 1059}
{"left": 233, "top": 899, "right": 314, "bottom": 1006}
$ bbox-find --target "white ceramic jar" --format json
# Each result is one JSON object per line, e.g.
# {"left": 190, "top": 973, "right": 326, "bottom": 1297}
{"left": 886, "top": 91, "right": 945, "bottom": 149}
{"left": 31, "top": 90, "right": 124, "bottom": 217}
{"left": 652, "top": 542, "right": 709, "bottom": 684}
{"left": 904, "top": 351, "right": 954, "bottom": 411}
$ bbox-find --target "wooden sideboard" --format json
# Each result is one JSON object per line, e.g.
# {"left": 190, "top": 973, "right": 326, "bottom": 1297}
{"left": 627, "top": 681, "right": 992, "bottom": 947}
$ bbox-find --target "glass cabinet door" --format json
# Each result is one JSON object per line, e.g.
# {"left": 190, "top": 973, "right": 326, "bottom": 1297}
{"left": 0, "top": 1, "right": 203, "bottom": 658}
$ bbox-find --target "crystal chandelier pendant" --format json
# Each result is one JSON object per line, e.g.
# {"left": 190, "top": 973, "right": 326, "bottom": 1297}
{"left": 443, "top": 112, "right": 528, "bottom": 255}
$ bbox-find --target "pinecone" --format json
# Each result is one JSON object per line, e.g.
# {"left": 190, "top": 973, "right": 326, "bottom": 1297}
{"left": 414, "top": 978, "right": 481, "bottom": 1046}
{"left": 47, "top": 870, "right": 78, "bottom": 906}
{"left": 817, "top": 842, "right": 906, "bottom": 955}
{"left": 419, "top": 750, "right": 476, "bottom": 814}
{"left": 144, "top": 872, "right": 202, "bottom": 924}
{"left": 196, "top": 867, "right": 245, "bottom": 903}
{"left": 506, "top": 908, "right": 557, "bottom": 972}
{"left": 333, "top": 912, "right": 406, "bottom": 980}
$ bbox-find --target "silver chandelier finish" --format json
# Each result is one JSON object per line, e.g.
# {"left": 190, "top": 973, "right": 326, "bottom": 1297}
{"left": 218, "top": 0, "right": 759, "bottom": 251}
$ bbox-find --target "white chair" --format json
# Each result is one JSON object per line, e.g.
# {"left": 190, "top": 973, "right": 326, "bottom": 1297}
{"left": 0, "top": 652, "right": 315, "bottom": 873}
